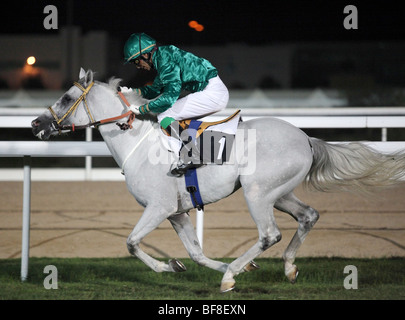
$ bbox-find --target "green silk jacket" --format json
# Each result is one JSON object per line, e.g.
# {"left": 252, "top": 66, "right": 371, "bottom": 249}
{"left": 136, "top": 45, "right": 218, "bottom": 114}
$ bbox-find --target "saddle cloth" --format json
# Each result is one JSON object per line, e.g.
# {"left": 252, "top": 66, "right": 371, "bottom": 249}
{"left": 160, "top": 110, "right": 242, "bottom": 165}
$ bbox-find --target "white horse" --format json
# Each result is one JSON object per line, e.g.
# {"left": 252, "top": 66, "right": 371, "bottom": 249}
{"left": 32, "top": 69, "right": 405, "bottom": 292}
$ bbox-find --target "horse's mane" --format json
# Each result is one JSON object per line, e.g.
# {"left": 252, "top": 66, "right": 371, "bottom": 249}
{"left": 102, "top": 76, "right": 157, "bottom": 123}
{"left": 107, "top": 77, "right": 122, "bottom": 91}
{"left": 79, "top": 69, "right": 149, "bottom": 106}
{"left": 105, "top": 77, "right": 149, "bottom": 107}
{"left": 79, "top": 70, "right": 157, "bottom": 123}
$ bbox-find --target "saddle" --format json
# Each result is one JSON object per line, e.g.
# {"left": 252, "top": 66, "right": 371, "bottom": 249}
{"left": 162, "top": 109, "right": 241, "bottom": 138}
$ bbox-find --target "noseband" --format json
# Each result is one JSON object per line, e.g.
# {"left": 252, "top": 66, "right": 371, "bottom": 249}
{"left": 48, "top": 81, "right": 135, "bottom": 132}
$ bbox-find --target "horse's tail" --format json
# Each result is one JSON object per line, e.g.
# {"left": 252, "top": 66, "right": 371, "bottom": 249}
{"left": 304, "top": 138, "right": 405, "bottom": 195}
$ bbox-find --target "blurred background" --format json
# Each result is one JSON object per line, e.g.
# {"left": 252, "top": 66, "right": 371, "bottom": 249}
{"left": 1, "top": 0, "right": 405, "bottom": 170}
{"left": 2, "top": 1, "right": 405, "bottom": 97}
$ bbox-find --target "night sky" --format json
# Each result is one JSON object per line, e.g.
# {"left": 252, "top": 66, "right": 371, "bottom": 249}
{"left": 2, "top": 0, "right": 405, "bottom": 45}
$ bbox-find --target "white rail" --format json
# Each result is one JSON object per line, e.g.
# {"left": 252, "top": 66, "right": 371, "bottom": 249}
{"left": 2, "top": 107, "right": 405, "bottom": 143}
{"left": 3, "top": 114, "right": 405, "bottom": 129}
{"left": 2, "top": 106, "right": 404, "bottom": 182}
{"left": 0, "top": 142, "right": 113, "bottom": 282}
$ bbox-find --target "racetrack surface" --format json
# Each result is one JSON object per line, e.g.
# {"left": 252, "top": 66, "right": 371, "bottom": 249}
{"left": 1, "top": 181, "right": 404, "bottom": 259}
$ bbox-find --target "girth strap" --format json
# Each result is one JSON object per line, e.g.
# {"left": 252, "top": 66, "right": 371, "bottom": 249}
{"left": 185, "top": 168, "right": 204, "bottom": 210}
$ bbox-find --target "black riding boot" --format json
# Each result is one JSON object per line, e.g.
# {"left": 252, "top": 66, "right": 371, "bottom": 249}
{"left": 166, "top": 121, "right": 204, "bottom": 176}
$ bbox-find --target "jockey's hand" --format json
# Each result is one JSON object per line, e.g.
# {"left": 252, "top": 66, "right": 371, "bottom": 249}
{"left": 128, "top": 104, "right": 140, "bottom": 115}
{"left": 119, "top": 86, "right": 132, "bottom": 93}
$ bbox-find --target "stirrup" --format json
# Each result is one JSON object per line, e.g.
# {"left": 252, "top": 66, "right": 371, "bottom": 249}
{"left": 170, "top": 162, "right": 204, "bottom": 176}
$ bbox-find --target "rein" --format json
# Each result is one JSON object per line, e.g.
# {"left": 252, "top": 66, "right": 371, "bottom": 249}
{"left": 48, "top": 81, "right": 135, "bottom": 133}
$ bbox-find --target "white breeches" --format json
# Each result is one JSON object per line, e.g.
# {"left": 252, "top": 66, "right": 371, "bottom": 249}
{"left": 157, "top": 76, "right": 229, "bottom": 123}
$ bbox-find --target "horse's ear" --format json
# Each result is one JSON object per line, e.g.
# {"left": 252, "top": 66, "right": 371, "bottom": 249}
{"left": 86, "top": 69, "right": 94, "bottom": 83}
{"left": 79, "top": 68, "right": 94, "bottom": 86}
{"left": 79, "top": 67, "right": 86, "bottom": 79}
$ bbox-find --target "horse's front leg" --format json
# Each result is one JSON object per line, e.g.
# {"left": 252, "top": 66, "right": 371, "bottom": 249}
{"left": 168, "top": 212, "right": 228, "bottom": 273}
{"left": 126, "top": 205, "right": 181, "bottom": 273}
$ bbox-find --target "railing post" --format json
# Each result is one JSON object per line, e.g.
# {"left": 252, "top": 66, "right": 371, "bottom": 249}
{"left": 381, "top": 127, "right": 387, "bottom": 142}
{"left": 196, "top": 208, "right": 204, "bottom": 249}
{"left": 85, "top": 127, "right": 92, "bottom": 180}
{"left": 21, "top": 156, "right": 31, "bottom": 281}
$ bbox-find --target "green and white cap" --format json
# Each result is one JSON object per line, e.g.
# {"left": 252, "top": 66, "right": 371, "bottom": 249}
{"left": 123, "top": 33, "right": 156, "bottom": 64}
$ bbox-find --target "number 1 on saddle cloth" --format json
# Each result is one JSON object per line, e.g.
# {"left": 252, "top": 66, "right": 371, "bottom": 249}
{"left": 166, "top": 119, "right": 235, "bottom": 176}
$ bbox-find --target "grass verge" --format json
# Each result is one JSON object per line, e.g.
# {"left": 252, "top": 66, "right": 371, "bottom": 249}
{"left": 0, "top": 257, "right": 404, "bottom": 300}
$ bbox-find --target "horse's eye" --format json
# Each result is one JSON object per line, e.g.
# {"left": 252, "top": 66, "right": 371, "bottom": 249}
{"left": 61, "top": 94, "right": 73, "bottom": 106}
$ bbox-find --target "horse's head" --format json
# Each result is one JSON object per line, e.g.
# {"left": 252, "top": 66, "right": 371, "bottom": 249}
{"left": 32, "top": 68, "right": 97, "bottom": 140}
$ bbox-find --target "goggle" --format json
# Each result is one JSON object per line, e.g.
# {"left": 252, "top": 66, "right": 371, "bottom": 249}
{"left": 131, "top": 58, "right": 141, "bottom": 66}
{"left": 131, "top": 52, "right": 152, "bottom": 68}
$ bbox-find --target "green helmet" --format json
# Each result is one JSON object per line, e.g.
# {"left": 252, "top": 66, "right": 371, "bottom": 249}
{"left": 123, "top": 33, "right": 156, "bottom": 64}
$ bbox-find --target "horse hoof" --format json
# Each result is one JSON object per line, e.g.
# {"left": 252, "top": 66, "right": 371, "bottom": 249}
{"left": 285, "top": 264, "right": 299, "bottom": 284}
{"left": 169, "top": 259, "right": 187, "bottom": 272}
{"left": 243, "top": 260, "right": 260, "bottom": 272}
{"left": 220, "top": 281, "right": 235, "bottom": 293}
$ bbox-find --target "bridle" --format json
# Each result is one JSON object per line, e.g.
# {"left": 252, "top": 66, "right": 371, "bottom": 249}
{"left": 48, "top": 81, "right": 135, "bottom": 132}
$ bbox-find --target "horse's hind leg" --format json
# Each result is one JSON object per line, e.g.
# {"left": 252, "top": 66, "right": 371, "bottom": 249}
{"left": 275, "top": 192, "right": 319, "bottom": 283}
{"left": 169, "top": 212, "right": 228, "bottom": 273}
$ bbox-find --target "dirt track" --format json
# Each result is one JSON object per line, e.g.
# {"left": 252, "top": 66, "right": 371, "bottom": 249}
{"left": 1, "top": 181, "right": 404, "bottom": 259}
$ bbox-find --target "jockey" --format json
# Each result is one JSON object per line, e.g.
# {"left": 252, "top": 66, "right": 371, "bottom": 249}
{"left": 122, "top": 33, "right": 229, "bottom": 175}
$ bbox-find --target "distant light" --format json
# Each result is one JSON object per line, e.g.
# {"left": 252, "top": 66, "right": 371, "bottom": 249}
{"left": 26, "top": 56, "right": 36, "bottom": 65}
{"left": 188, "top": 20, "right": 198, "bottom": 28}
{"left": 188, "top": 20, "right": 204, "bottom": 32}
{"left": 194, "top": 24, "right": 204, "bottom": 32}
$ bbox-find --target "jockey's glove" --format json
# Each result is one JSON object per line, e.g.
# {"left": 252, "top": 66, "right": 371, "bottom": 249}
{"left": 128, "top": 104, "right": 141, "bottom": 115}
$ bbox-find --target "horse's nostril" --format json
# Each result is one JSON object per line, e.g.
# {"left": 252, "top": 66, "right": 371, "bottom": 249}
{"left": 31, "top": 119, "right": 40, "bottom": 127}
